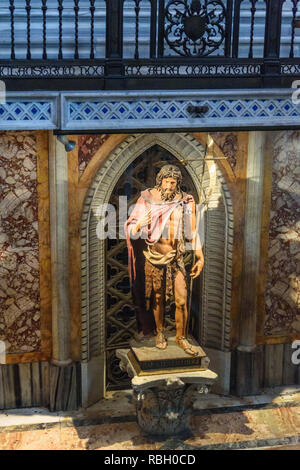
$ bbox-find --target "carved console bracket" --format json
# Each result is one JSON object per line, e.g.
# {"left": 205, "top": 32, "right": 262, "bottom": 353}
{"left": 117, "top": 349, "right": 217, "bottom": 437}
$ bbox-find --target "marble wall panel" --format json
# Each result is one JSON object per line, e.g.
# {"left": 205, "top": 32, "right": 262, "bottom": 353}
{"left": 0, "top": 133, "right": 41, "bottom": 353}
{"left": 264, "top": 131, "right": 300, "bottom": 336}
{"left": 211, "top": 132, "right": 238, "bottom": 174}
{"left": 78, "top": 134, "right": 109, "bottom": 177}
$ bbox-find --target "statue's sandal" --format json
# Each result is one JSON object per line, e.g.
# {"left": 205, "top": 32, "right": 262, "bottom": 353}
{"left": 155, "top": 330, "right": 167, "bottom": 350}
{"left": 176, "top": 337, "right": 199, "bottom": 357}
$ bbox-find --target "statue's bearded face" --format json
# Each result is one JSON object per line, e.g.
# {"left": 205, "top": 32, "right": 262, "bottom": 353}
{"left": 159, "top": 177, "right": 179, "bottom": 201}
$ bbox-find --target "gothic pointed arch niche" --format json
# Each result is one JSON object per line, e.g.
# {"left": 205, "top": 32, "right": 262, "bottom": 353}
{"left": 80, "top": 133, "right": 234, "bottom": 406}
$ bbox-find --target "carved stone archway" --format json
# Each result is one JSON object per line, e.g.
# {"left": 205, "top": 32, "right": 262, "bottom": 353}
{"left": 80, "top": 133, "right": 234, "bottom": 406}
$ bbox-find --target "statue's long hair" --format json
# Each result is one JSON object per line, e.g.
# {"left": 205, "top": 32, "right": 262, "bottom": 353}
{"left": 155, "top": 165, "right": 182, "bottom": 192}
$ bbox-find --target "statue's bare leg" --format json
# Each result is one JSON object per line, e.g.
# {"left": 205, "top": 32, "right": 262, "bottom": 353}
{"left": 153, "top": 291, "right": 167, "bottom": 350}
{"left": 174, "top": 271, "right": 198, "bottom": 356}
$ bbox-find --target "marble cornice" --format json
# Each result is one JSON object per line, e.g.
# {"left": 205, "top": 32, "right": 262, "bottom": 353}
{"left": 0, "top": 89, "right": 299, "bottom": 131}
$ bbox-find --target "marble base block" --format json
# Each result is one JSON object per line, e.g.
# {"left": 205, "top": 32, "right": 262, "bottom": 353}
{"left": 117, "top": 349, "right": 217, "bottom": 437}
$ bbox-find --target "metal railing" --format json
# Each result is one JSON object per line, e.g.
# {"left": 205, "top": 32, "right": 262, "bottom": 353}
{"left": 1, "top": 0, "right": 300, "bottom": 90}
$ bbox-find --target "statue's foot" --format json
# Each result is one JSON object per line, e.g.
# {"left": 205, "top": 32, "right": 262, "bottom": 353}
{"left": 134, "top": 331, "right": 154, "bottom": 343}
{"left": 155, "top": 330, "right": 167, "bottom": 350}
{"left": 176, "top": 336, "right": 199, "bottom": 356}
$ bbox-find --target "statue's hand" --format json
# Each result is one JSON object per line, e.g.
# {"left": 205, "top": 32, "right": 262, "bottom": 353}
{"left": 135, "top": 210, "right": 152, "bottom": 232}
{"left": 190, "top": 259, "right": 204, "bottom": 279}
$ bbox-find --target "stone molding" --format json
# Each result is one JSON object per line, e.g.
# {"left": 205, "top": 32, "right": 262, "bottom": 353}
{"left": 0, "top": 89, "right": 298, "bottom": 131}
{"left": 239, "top": 132, "right": 266, "bottom": 351}
{"left": 0, "top": 93, "right": 58, "bottom": 130}
{"left": 62, "top": 90, "right": 299, "bottom": 132}
{"left": 49, "top": 134, "right": 72, "bottom": 365}
{"left": 201, "top": 166, "right": 234, "bottom": 351}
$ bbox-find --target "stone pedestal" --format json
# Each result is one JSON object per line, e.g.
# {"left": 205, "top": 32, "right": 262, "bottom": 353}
{"left": 117, "top": 349, "right": 217, "bottom": 437}
{"left": 129, "top": 333, "right": 210, "bottom": 374}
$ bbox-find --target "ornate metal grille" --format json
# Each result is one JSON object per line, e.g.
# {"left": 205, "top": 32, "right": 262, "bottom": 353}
{"left": 160, "top": 0, "right": 227, "bottom": 57}
{"left": 1, "top": 1, "right": 299, "bottom": 89}
{"left": 105, "top": 144, "right": 198, "bottom": 390}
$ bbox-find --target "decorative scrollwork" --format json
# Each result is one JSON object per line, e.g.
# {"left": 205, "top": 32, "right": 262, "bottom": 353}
{"left": 163, "top": 0, "right": 226, "bottom": 57}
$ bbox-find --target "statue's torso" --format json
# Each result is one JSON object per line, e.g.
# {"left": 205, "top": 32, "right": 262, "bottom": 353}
{"left": 144, "top": 188, "right": 184, "bottom": 256}
{"left": 153, "top": 210, "right": 178, "bottom": 254}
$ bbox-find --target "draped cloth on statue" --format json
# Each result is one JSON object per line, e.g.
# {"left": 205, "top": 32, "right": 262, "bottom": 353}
{"left": 144, "top": 251, "right": 186, "bottom": 312}
{"left": 124, "top": 189, "right": 195, "bottom": 335}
